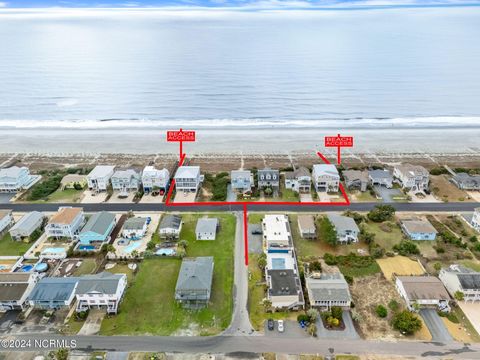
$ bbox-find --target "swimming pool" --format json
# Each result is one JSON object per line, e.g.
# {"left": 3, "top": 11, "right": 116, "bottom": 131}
{"left": 156, "top": 248, "right": 176, "bottom": 256}
{"left": 78, "top": 245, "right": 96, "bottom": 251}
{"left": 34, "top": 263, "right": 48, "bottom": 272}
{"left": 124, "top": 241, "right": 141, "bottom": 253}
{"left": 16, "top": 264, "right": 33, "bottom": 272}
{"left": 42, "top": 247, "right": 66, "bottom": 254}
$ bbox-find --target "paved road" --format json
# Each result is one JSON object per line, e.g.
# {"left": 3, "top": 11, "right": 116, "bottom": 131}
{"left": 420, "top": 309, "right": 453, "bottom": 343}
{"left": 0, "top": 202, "right": 478, "bottom": 213}
{"left": 1, "top": 334, "right": 479, "bottom": 359}
{"left": 223, "top": 212, "right": 255, "bottom": 335}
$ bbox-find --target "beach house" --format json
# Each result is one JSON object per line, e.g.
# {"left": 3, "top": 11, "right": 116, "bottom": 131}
{"left": 400, "top": 218, "right": 438, "bottom": 241}
{"left": 111, "top": 169, "right": 141, "bottom": 193}
{"left": 368, "top": 169, "right": 394, "bottom": 188}
{"left": 393, "top": 164, "right": 429, "bottom": 192}
{"left": 0, "top": 273, "right": 38, "bottom": 311}
{"left": 45, "top": 207, "right": 85, "bottom": 240}
{"left": 262, "top": 214, "right": 292, "bottom": 249}
{"left": 122, "top": 217, "right": 148, "bottom": 239}
{"left": 284, "top": 167, "right": 311, "bottom": 193}
{"left": 306, "top": 272, "right": 352, "bottom": 310}
{"left": 78, "top": 211, "right": 116, "bottom": 246}
{"left": 266, "top": 269, "right": 304, "bottom": 310}
{"left": 0, "top": 166, "right": 37, "bottom": 193}
{"left": 142, "top": 166, "right": 170, "bottom": 194}
{"left": 175, "top": 257, "right": 214, "bottom": 308}
{"left": 327, "top": 214, "right": 360, "bottom": 244}
{"left": 9, "top": 211, "right": 45, "bottom": 240}
{"left": 343, "top": 170, "right": 368, "bottom": 192}
{"left": 0, "top": 210, "right": 13, "bottom": 234}
{"left": 439, "top": 265, "right": 480, "bottom": 303}
{"left": 87, "top": 165, "right": 115, "bottom": 192}
{"left": 451, "top": 173, "right": 480, "bottom": 191}
{"left": 257, "top": 168, "right": 280, "bottom": 191}
{"left": 28, "top": 277, "right": 79, "bottom": 310}
{"left": 472, "top": 208, "right": 480, "bottom": 232}
{"left": 195, "top": 218, "right": 218, "bottom": 240}
{"left": 395, "top": 276, "right": 450, "bottom": 312}
{"left": 230, "top": 170, "right": 253, "bottom": 194}
{"left": 174, "top": 166, "right": 201, "bottom": 193}
{"left": 312, "top": 164, "right": 340, "bottom": 192}
{"left": 297, "top": 215, "right": 316, "bottom": 239}
{"left": 158, "top": 214, "right": 182, "bottom": 240}
{"left": 60, "top": 174, "right": 87, "bottom": 190}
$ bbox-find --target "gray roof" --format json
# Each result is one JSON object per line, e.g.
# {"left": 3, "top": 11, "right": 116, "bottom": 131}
{"left": 268, "top": 269, "right": 298, "bottom": 296}
{"left": 453, "top": 173, "right": 480, "bottom": 186}
{"left": 175, "top": 166, "right": 200, "bottom": 179}
{"left": 0, "top": 273, "right": 32, "bottom": 302}
{"left": 306, "top": 273, "right": 352, "bottom": 302}
{"left": 285, "top": 167, "right": 310, "bottom": 179}
{"left": 395, "top": 164, "right": 429, "bottom": 177}
{"left": 368, "top": 169, "right": 393, "bottom": 180}
{"left": 327, "top": 214, "right": 359, "bottom": 233}
{"left": 112, "top": 169, "right": 140, "bottom": 179}
{"left": 397, "top": 276, "right": 450, "bottom": 300}
{"left": 401, "top": 218, "right": 437, "bottom": 234}
{"left": 175, "top": 257, "right": 214, "bottom": 292}
{"left": 9, "top": 211, "right": 44, "bottom": 235}
{"left": 258, "top": 168, "right": 279, "bottom": 180}
{"left": 160, "top": 215, "right": 182, "bottom": 230}
{"left": 75, "top": 272, "right": 124, "bottom": 295}
{"left": 0, "top": 166, "right": 28, "bottom": 178}
{"left": 313, "top": 164, "right": 339, "bottom": 178}
{"left": 195, "top": 218, "right": 218, "bottom": 234}
{"left": 88, "top": 165, "right": 115, "bottom": 178}
{"left": 123, "top": 217, "right": 147, "bottom": 230}
{"left": 0, "top": 210, "right": 12, "bottom": 220}
{"left": 458, "top": 274, "right": 480, "bottom": 291}
{"left": 231, "top": 170, "right": 251, "bottom": 180}
{"left": 81, "top": 211, "right": 115, "bottom": 235}
{"left": 28, "top": 277, "right": 78, "bottom": 302}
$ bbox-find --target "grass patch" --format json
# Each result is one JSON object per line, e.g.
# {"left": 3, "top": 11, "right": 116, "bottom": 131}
{"left": 326, "top": 253, "right": 381, "bottom": 278}
{"left": 62, "top": 315, "right": 86, "bottom": 335}
{"left": 459, "top": 259, "right": 480, "bottom": 272}
{"left": 0, "top": 232, "right": 32, "bottom": 256}
{"left": 248, "top": 213, "right": 265, "bottom": 224}
{"left": 100, "top": 213, "right": 235, "bottom": 335}
{"left": 72, "top": 258, "right": 97, "bottom": 276}
{"left": 45, "top": 188, "right": 84, "bottom": 203}
{"left": 362, "top": 221, "right": 404, "bottom": 251}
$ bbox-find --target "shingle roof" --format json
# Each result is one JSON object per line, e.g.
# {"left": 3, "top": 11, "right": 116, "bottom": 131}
{"left": 28, "top": 277, "right": 78, "bottom": 302}
{"left": 458, "top": 274, "right": 480, "bottom": 291}
{"left": 123, "top": 217, "right": 147, "bottom": 230}
{"left": 368, "top": 169, "right": 393, "bottom": 180}
{"left": 395, "top": 164, "right": 429, "bottom": 177}
{"left": 49, "top": 207, "right": 83, "bottom": 225}
{"left": 75, "top": 272, "right": 124, "bottom": 295}
{"left": 343, "top": 170, "right": 368, "bottom": 182}
{"left": 401, "top": 218, "right": 437, "bottom": 234}
{"left": 159, "top": 215, "right": 182, "bottom": 230}
{"left": 195, "top": 218, "right": 218, "bottom": 234}
{"left": 0, "top": 273, "right": 32, "bottom": 301}
{"left": 327, "top": 214, "right": 359, "bottom": 233}
{"left": 175, "top": 257, "right": 214, "bottom": 292}
{"left": 298, "top": 215, "right": 315, "bottom": 231}
{"left": 80, "top": 211, "right": 115, "bottom": 235}
{"left": 397, "top": 276, "right": 450, "bottom": 300}
{"left": 285, "top": 167, "right": 310, "bottom": 179}
{"left": 61, "top": 174, "right": 86, "bottom": 186}
{"left": 306, "top": 272, "right": 351, "bottom": 303}
{"left": 9, "top": 212, "right": 44, "bottom": 234}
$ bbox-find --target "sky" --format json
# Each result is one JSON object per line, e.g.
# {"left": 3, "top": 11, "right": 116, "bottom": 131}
{"left": 2, "top": 0, "right": 480, "bottom": 9}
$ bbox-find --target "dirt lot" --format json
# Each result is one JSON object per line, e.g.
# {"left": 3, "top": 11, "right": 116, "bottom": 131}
{"left": 430, "top": 175, "right": 474, "bottom": 202}
{"left": 350, "top": 274, "right": 431, "bottom": 341}
{"left": 376, "top": 256, "right": 425, "bottom": 281}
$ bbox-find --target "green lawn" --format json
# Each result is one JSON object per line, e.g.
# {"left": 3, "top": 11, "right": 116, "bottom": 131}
{"left": 100, "top": 213, "right": 235, "bottom": 336}
{"left": 362, "top": 221, "right": 404, "bottom": 251}
{"left": 459, "top": 259, "right": 480, "bottom": 272}
{"left": 347, "top": 189, "right": 379, "bottom": 202}
{"left": 107, "top": 263, "right": 136, "bottom": 283}
{"left": 72, "top": 258, "right": 98, "bottom": 276}
{"left": 0, "top": 233, "right": 32, "bottom": 256}
{"left": 47, "top": 188, "right": 84, "bottom": 203}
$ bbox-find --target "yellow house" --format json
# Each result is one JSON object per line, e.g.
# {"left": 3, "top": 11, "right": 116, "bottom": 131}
{"left": 61, "top": 174, "right": 87, "bottom": 190}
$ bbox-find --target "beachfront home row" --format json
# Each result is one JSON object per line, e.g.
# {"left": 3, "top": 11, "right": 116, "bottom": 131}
{"left": 231, "top": 170, "right": 253, "bottom": 194}
{"left": 393, "top": 164, "right": 429, "bottom": 192}
{"left": 61, "top": 174, "right": 87, "bottom": 190}
{"left": 174, "top": 166, "right": 202, "bottom": 192}
{"left": 87, "top": 165, "right": 115, "bottom": 192}
{"left": 0, "top": 166, "right": 39, "bottom": 193}
{"left": 395, "top": 275, "right": 450, "bottom": 312}
{"left": 9, "top": 211, "right": 45, "bottom": 240}
{"left": 111, "top": 169, "right": 141, "bottom": 193}
{"left": 45, "top": 207, "right": 85, "bottom": 239}
{"left": 0, "top": 273, "right": 39, "bottom": 311}
{"left": 258, "top": 168, "right": 280, "bottom": 191}
{"left": 142, "top": 166, "right": 170, "bottom": 194}
{"left": 400, "top": 218, "right": 437, "bottom": 241}
{"left": 368, "top": 169, "right": 394, "bottom": 188}
{"left": 284, "top": 167, "right": 311, "bottom": 193}
{"left": 312, "top": 164, "right": 340, "bottom": 193}
{"left": 451, "top": 173, "right": 480, "bottom": 191}
{"left": 342, "top": 170, "right": 368, "bottom": 192}
{"left": 439, "top": 264, "right": 480, "bottom": 303}
{"left": 175, "top": 256, "right": 213, "bottom": 308}
{"left": 27, "top": 272, "right": 127, "bottom": 314}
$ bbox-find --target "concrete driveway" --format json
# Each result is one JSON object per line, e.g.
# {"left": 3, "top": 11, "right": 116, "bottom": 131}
{"left": 0, "top": 193, "right": 14, "bottom": 204}
{"left": 264, "top": 320, "right": 309, "bottom": 339}
{"left": 78, "top": 309, "right": 106, "bottom": 335}
{"left": 373, "top": 185, "right": 403, "bottom": 203}
{"left": 420, "top": 308, "right": 453, "bottom": 343}
{"left": 247, "top": 224, "right": 263, "bottom": 254}
{"left": 458, "top": 301, "right": 480, "bottom": 335}
{"left": 316, "top": 310, "right": 359, "bottom": 339}
{"left": 226, "top": 185, "right": 236, "bottom": 202}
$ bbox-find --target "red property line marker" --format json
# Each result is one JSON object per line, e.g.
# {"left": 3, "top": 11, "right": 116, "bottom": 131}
{"left": 164, "top": 150, "right": 350, "bottom": 265}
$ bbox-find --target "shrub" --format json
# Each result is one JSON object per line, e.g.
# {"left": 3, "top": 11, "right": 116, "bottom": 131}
{"left": 375, "top": 304, "right": 388, "bottom": 318}
{"left": 392, "top": 310, "right": 422, "bottom": 335}
{"left": 319, "top": 217, "right": 337, "bottom": 246}
{"left": 307, "top": 323, "right": 317, "bottom": 337}
{"left": 327, "top": 316, "right": 340, "bottom": 327}
{"left": 388, "top": 299, "right": 400, "bottom": 312}
{"left": 369, "top": 242, "right": 385, "bottom": 259}
{"left": 367, "top": 205, "right": 396, "bottom": 223}
{"left": 306, "top": 308, "right": 318, "bottom": 322}
{"left": 359, "top": 227, "right": 375, "bottom": 244}
{"left": 324, "top": 253, "right": 338, "bottom": 265}
{"left": 393, "top": 241, "right": 420, "bottom": 256}
{"left": 297, "top": 314, "right": 309, "bottom": 323}
{"left": 344, "top": 274, "right": 353, "bottom": 285}
{"left": 27, "top": 174, "right": 63, "bottom": 200}
{"left": 331, "top": 306, "right": 343, "bottom": 321}
{"left": 309, "top": 260, "right": 322, "bottom": 272}
{"left": 454, "top": 291, "right": 465, "bottom": 301}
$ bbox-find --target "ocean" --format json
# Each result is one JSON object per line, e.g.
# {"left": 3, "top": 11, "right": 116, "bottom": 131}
{"left": 0, "top": 7, "right": 479, "bottom": 153}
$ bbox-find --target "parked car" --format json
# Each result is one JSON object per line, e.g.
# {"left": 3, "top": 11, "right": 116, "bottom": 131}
{"left": 277, "top": 320, "right": 284, "bottom": 333}
{"left": 267, "top": 318, "right": 274, "bottom": 331}
{"left": 251, "top": 229, "right": 262, "bottom": 235}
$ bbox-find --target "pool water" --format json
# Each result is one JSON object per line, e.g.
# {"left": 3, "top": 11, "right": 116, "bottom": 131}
{"left": 78, "top": 245, "right": 95, "bottom": 251}
{"left": 42, "top": 247, "right": 65, "bottom": 254}
{"left": 156, "top": 248, "right": 175, "bottom": 256}
{"left": 16, "top": 265, "right": 33, "bottom": 272}
{"left": 124, "top": 241, "right": 141, "bottom": 253}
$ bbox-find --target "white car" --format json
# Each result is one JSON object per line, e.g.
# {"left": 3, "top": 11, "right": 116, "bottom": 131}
{"left": 277, "top": 320, "right": 284, "bottom": 333}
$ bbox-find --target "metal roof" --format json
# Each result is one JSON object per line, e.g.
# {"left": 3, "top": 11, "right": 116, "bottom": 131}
{"left": 80, "top": 211, "right": 116, "bottom": 235}
{"left": 28, "top": 277, "right": 78, "bottom": 302}
{"left": 195, "top": 218, "right": 218, "bottom": 234}
{"left": 327, "top": 214, "right": 359, "bottom": 233}
{"left": 159, "top": 215, "right": 182, "bottom": 230}
{"left": 175, "top": 257, "right": 214, "bottom": 292}
{"left": 9, "top": 211, "right": 44, "bottom": 234}
{"left": 75, "top": 272, "right": 124, "bottom": 295}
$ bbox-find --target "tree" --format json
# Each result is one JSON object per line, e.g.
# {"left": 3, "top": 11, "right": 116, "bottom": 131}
{"left": 319, "top": 217, "right": 337, "bottom": 247}
{"left": 367, "top": 205, "right": 396, "bottom": 223}
{"left": 307, "top": 323, "right": 317, "bottom": 337}
{"left": 376, "top": 304, "right": 388, "bottom": 318}
{"left": 50, "top": 349, "right": 69, "bottom": 360}
{"left": 392, "top": 310, "right": 422, "bottom": 335}
{"left": 454, "top": 291, "right": 465, "bottom": 301}
{"left": 330, "top": 306, "right": 343, "bottom": 321}
{"left": 359, "top": 227, "right": 375, "bottom": 244}
{"left": 257, "top": 253, "right": 267, "bottom": 270}
{"left": 309, "top": 260, "right": 322, "bottom": 272}
{"left": 262, "top": 299, "right": 272, "bottom": 313}
{"left": 178, "top": 240, "right": 188, "bottom": 249}
{"left": 393, "top": 241, "right": 420, "bottom": 256}
{"left": 306, "top": 308, "right": 318, "bottom": 322}
{"left": 388, "top": 299, "right": 399, "bottom": 312}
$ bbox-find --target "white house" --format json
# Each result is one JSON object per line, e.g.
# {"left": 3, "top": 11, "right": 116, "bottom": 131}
{"left": 327, "top": 213, "right": 360, "bottom": 244}
{"left": 142, "top": 166, "right": 170, "bottom": 193}
{"left": 0, "top": 210, "right": 13, "bottom": 233}
{"left": 9, "top": 211, "right": 44, "bottom": 240}
{"left": 395, "top": 276, "right": 450, "bottom": 312}
{"left": 312, "top": 164, "right": 340, "bottom": 192}
{"left": 111, "top": 169, "right": 141, "bottom": 192}
{"left": 439, "top": 265, "right": 480, "bottom": 303}
{"left": 174, "top": 166, "right": 201, "bottom": 192}
{"left": 284, "top": 167, "right": 311, "bottom": 193}
{"left": 262, "top": 214, "right": 292, "bottom": 249}
{"left": 122, "top": 217, "right": 148, "bottom": 239}
{"left": 0, "top": 166, "right": 37, "bottom": 193}
{"left": 195, "top": 218, "right": 218, "bottom": 240}
{"left": 393, "top": 164, "right": 429, "bottom": 192}
{"left": 45, "top": 207, "right": 85, "bottom": 239}
{"left": 306, "top": 272, "right": 352, "bottom": 310}
{"left": 75, "top": 272, "right": 127, "bottom": 314}
{"left": 266, "top": 269, "right": 304, "bottom": 310}
{"left": 159, "top": 215, "right": 182, "bottom": 239}
{"left": 87, "top": 165, "right": 115, "bottom": 192}
{"left": 0, "top": 273, "right": 38, "bottom": 311}
{"left": 471, "top": 208, "right": 480, "bottom": 232}
{"left": 231, "top": 170, "right": 253, "bottom": 194}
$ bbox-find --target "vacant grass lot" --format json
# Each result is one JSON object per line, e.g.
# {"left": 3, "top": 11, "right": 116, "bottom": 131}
{"left": 377, "top": 256, "right": 425, "bottom": 281}
{"left": 72, "top": 258, "right": 98, "bottom": 276}
{"left": 0, "top": 232, "right": 32, "bottom": 256}
{"left": 362, "top": 221, "right": 404, "bottom": 251}
{"left": 100, "top": 213, "right": 235, "bottom": 336}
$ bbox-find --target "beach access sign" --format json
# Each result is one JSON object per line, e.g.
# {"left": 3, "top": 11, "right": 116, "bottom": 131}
{"left": 324, "top": 134, "right": 353, "bottom": 164}
{"left": 167, "top": 129, "right": 196, "bottom": 157}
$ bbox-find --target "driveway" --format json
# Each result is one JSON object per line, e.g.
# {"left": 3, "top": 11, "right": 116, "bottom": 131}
{"left": 420, "top": 308, "right": 453, "bottom": 343}
{"left": 226, "top": 185, "right": 236, "bottom": 202}
{"left": 0, "top": 193, "right": 14, "bottom": 204}
{"left": 78, "top": 309, "right": 106, "bottom": 335}
{"left": 316, "top": 311, "right": 359, "bottom": 339}
{"left": 458, "top": 301, "right": 480, "bottom": 335}
{"left": 247, "top": 224, "right": 263, "bottom": 254}
{"left": 264, "top": 320, "right": 308, "bottom": 339}
{"left": 373, "top": 185, "right": 403, "bottom": 203}
{"left": 0, "top": 310, "right": 20, "bottom": 333}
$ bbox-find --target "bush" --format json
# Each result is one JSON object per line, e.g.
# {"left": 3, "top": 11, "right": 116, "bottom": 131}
{"left": 27, "top": 174, "right": 63, "bottom": 200}
{"left": 344, "top": 274, "right": 353, "bottom": 285}
{"left": 429, "top": 167, "right": 449, "bottom": 175}
{"left": 309, "top": 260, "right": 322, "bottom": 272}
{"left": 376, "top": 304, "right": 388, "bottom": 318}
{"left": 331, "top": 306, "right": 343, "bottom": 321}
{"left": 392, "top": 310, "right": 422, "bottom": 335}
{"left": 393, "top": 240, "right": 420, "bottom": 256}
{"left": 297, "top": 314, "right": 309, "bottom": 323}
{"left": 306, "top": 308, "right": 318, "bottom": 322}
{"left": 359, "top": 227, "right": 375, "bottom": 244}
{"left": 324, "top": 253, "right": 338, "bottom": 265}
{"left": 367, "top": 205, "right": 396, "bottom": 223}
{"left": 307, "top": 323, "right": 317, "bottom": 337}
{"left": 388, "top": 299, "right": 400, "bottom": 312}
{"left": 327, "top": 316, "right": 340, "bottom": 327}
{"left": 369, "top": 242, "right": 385, "bottom": 259}
{"left": 454, "top": 291, "right": 465, "bottom": 301}
{"left": 319, "top": 217, "right": 337, "bottom": 246}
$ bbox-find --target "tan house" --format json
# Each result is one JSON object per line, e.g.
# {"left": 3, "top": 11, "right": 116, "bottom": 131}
{"left": 297, "top": 215, "right": 316, "bottom": 239}
{"left": 45, "top": 207, "right": 85, "bottom": 240}
{"left": 61, "top": 174, "right": 87, "bottom": 190}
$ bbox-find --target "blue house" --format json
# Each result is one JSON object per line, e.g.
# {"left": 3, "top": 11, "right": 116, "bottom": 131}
{"left": 79, "top": 211, "right": 116, "bottom": 245}
{"left": 400, "top": 218, "right": 438, "bottom": 241}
